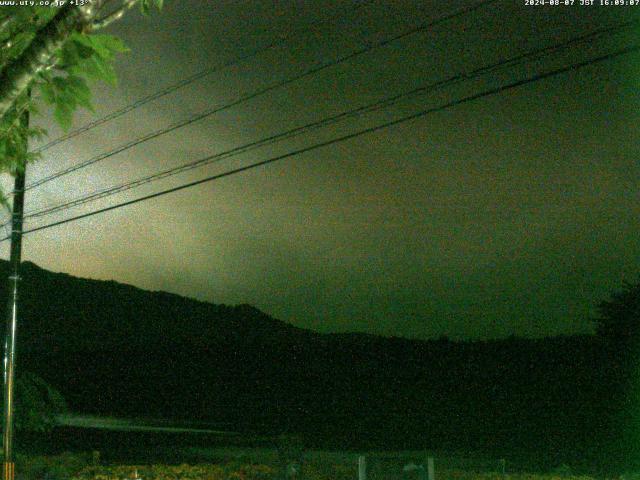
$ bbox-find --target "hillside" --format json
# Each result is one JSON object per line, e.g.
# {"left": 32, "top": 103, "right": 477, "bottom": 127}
{"left": 0, "top": 261, "right": 629, "bottom": 470}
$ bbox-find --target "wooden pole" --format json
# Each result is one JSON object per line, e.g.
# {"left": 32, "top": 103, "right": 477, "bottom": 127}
{"left": 2, "top": 106, "right": 27, "bottom": 480}
{"left": 427, "top": 457, "right": 435, "bottom": 480}
{"left": 358, "top": 455, "right": 366, "bottom": 480}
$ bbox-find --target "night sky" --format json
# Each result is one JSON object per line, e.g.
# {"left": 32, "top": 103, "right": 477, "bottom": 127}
{"left": 1, "top": 0, "right": 638, "bottom": 340}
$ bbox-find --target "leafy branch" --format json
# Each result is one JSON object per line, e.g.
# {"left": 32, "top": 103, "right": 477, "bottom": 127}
{"left": 0, "top": 0, "right": 163, "bottom": 174}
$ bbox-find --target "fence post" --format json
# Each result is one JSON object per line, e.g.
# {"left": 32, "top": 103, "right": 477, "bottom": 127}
{"left": 358, "top": 455, "right": 366, "bottom": 480}
{"left": 427, "top": 457, "right": 435, "bottom": 480}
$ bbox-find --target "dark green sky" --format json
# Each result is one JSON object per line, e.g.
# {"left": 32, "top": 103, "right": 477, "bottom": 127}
{"left": 4, "top": 0, "right": 639, "bottom": 340}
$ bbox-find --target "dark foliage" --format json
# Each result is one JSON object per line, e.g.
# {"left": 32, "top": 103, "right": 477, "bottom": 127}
{"left": 14, "top": 371, "right": 67, "bottom": 432}
{"left": 595, "top": 280, "right": 640, "bottom": 347}
{"left": 592, "top": 280, "right": 640, "bottom": 469}
{"left": 0, "top": 261, "right": 636, "bottom": 472}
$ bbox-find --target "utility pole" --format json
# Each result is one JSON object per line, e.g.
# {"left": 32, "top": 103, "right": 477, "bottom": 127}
{"left": 2, "top": 107, "right": 28, "bottom": 480}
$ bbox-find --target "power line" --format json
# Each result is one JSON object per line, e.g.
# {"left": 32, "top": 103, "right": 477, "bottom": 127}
{"left": 19, "top": 20, "right": 636, "bottom": 224}
{"left": 33, "top": 0, "right": 376, "bottom": 154}
{"left": 25, "top": 0, "right": 498, "bottom": 192}
{"left": 7, "top": 45, "right": 637, "bottom": 242}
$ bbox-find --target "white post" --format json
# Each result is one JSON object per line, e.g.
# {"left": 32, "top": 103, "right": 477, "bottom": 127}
{"left": 427, "top": 457, "right": 435, "bottom": 480}
{"left": 358, "top": 455, "right": 366, "bottom": 480}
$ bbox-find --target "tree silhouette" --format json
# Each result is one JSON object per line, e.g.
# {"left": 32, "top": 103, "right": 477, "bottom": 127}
{"left": 593, "top": 280, "right": 640, "bottom": 469}
{"left": 14, "top": 372, "right": 66, "bottom": 433}
{"left": 595, "top": 280, "right": 640, "bottom": 349}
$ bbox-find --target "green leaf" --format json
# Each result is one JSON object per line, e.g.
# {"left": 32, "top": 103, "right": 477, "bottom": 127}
{"left": 89, "top": 55, "right": 118, "bottom": 85}
{"left": 70, "top": 33, "right": 104, "bottom": 59}
{"left": 70, "top": 32, "right": 93, "bottom": 49}
{"left": 28, "top": 101, "right": 39, "bottom": 116}
{"left": 58, "top": 37, "right": 93, "bottom": 67}
{"left": 69, "top": 54, "right": 117, "bottom": 85}
{"left": 5, "top": 31, "right": 35, "bottom": 61}
{"left": 140, "top": 0, "right": 151, "bottom": 15}
{"left": 25, "top": 151, "right": 41, "bottom": 164}
{"left": 53, "top": 101, "right": 73, "bottom": 132}
{"left": 32, "top": 6, "right": 57, "bottom": 23}
{"left": 140, "top": 0, "right": 163, "bottom": 14}
{"left": 65, "top": 75, "right": 93, "bottom": 112}
{"left": 92, "top": 34, "right": 129, "bottom": 55}
{"left": 0, "top": 189, "right": 9, "bottom": 212}
{"left": 51, "top": 76, "right": 66, "bottom": 91}
{"left": 27, "top": 126, "right": 47, "bottom": 141}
